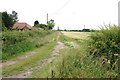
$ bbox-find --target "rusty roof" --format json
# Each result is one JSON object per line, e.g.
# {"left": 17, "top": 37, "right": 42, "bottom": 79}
{"left": 12, "top": 22, "right": 32, "bottom": 29}
{"left": 32, "top": 27, "right": 44, "bottom": 30}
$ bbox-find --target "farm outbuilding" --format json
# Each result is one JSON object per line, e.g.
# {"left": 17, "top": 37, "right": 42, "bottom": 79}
{"left": 12, "top": 22, "right": 32, "bottom": 31}
{"left": 31, "top": 27, "right": 44, "bottom": 30}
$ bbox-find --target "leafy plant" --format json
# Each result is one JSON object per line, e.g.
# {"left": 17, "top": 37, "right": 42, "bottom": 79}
{"left": 2, "top": 30, "right": 55, "bottom": 62}
{"left": 89, "top": 25, "right": 120, "bottom": 70}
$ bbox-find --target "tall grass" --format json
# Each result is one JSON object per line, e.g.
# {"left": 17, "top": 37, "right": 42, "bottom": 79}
{"left": 2, "top": 30, "right": 56, "bottom": 62}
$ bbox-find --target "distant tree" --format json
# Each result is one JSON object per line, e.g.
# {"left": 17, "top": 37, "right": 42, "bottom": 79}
{"left": 34, "top": 20, "right": 39, "bottom": 26}
{"left": 2, "top": 12, "right": 12, "bottom": 29}
{"left": 34, "top": 24, "right": 47, "bottom": 29}
{"left": 47, "top": 19, "right": 55, "bottom": 30}
{"left": 2, "top": 11, "right": 18, "bottom": 30}
{"left": 11, "top": 11, "right": 18, "bottom": 23}
{"left": 82, "top": 29, "right": 90, "bottom": 32}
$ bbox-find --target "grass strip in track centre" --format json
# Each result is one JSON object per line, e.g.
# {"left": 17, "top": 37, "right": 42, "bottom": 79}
{"left": 2, "top": 41, "right": 57, "bottom": 77}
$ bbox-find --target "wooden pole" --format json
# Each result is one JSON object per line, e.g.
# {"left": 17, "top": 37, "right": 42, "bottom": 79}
{"left": 118, "top": 1, "right": 120, "bottom": 30}
{"left": 47, "top": 13, "right": 48, "bottom": 25}
{"left": 84, "top": 25, "right": 85, "bottom": 29}
{"left": 46, "top": 13, "right": 48, "bottom": 30}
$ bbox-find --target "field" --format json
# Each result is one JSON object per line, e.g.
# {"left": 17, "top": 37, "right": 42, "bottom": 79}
{"left": 1, "top": 27, "right": 119, "bottom": 78}
{"left": 62, "top": 31, "right": 90, "bottom": 39}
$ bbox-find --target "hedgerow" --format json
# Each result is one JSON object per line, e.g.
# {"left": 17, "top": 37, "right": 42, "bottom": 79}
{"left": 2, "top": 30, "right": 55, "bottom": 62}
{"left": 89, "top": 25, "right": 120, "bottom": 71}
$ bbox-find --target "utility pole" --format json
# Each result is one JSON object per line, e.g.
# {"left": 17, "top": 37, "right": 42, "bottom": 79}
{"left": 47, "top": 13, "right": 48, "bottom": 25}
{"left": 57, "top": 26, "right": 60, "bottom": 31}
{"left": 118, "top": 2, "right": 120, "bottom": 30}
{"left": 84, "top": 25, "right": 85, "bottom": 29}
{"left": 46, "top": 13, "right": 49, "bottom": 30}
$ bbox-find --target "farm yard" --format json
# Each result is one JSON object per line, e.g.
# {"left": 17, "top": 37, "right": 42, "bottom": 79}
{"left": 1, "top": 25, "right": 120, "bottom": 78}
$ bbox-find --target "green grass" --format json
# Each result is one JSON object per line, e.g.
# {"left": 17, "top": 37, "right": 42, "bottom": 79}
{"left": 2, "top": 30, "right": 119, "bottom": 78}
{"left": 2, "top": 41, "right": 57, "bottom": 77}
{"left": 30, "top": 31, "right": 119, "bottom": 78}
{"left": 2, "top": 30, "right": 56, "bottom": 62}
{"left": 2, "top": 31, "right": 60, "bottom": 77}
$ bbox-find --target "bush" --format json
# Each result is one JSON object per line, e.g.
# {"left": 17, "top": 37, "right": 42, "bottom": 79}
{"left": 89, "top": 25, "right": 120, "bottom": 70}
{"left": 2, "top": 30, "right": 55, "bottom": 61}
{"left": 33, "top": 24, "right": 47, "bottom": 29}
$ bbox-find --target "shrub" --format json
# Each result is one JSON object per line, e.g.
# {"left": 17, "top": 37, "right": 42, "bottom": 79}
{"left": 89, "top": 25, "right": 120, "bottom": 70}
{"left": 2, "top": 30, "right": 55, "bottom": 61}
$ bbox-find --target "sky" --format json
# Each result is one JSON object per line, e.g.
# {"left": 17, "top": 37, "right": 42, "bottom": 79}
{"left": 0, "top": 0, "right": 119, "bottom": 30}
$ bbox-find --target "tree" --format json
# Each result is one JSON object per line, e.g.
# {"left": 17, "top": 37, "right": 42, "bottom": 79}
{"left": 0, "top": 12, "right": 1, "bottom": 25}
{"left": 11, "top": 11, "right": 18, "bottom": 23}
{"left": 47, "top": 19, "right": 55, "bottom": 30}
{"left": 82, "top": 29, "right": 90, "bottom": 32}
{"left": 34, "top": 24, "right": 47, "bottom": 30}
{"left": 2, "top": 11, "right": 18, "bottom": 29}
{"left": 34, "top": 20, "right": 39, "bottom": 26}
{"left": 2, "top": 12, "right": 12, "bottom": 29}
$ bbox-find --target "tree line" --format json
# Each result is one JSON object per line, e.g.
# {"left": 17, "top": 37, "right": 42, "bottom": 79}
{"left": 1, "top": 11, "right": 55, "bottom": 31}
{"left": 1, "top": 11, "right": 18, "bottom": 31}
{"left": 33, "top": 19, "right": 55, "bottom": 30}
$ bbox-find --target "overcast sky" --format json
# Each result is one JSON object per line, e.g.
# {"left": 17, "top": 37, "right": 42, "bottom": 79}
{"left": 0, "top": 0, "right": 119, "bottom": 30}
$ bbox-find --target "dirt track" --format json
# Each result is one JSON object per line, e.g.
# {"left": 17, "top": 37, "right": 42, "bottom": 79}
{"left": 7, "top": 41, "right": 68, "bottom": 78}
{"left": 2, "top": 32, "right": 68, "bottom": 78}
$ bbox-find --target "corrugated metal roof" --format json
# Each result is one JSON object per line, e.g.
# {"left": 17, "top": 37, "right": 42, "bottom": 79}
{"left": 12, "top": 22, "right": 32, "bottom": 29}
{"left": 32, "top": 27, "right": 44, "bottom": 30}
